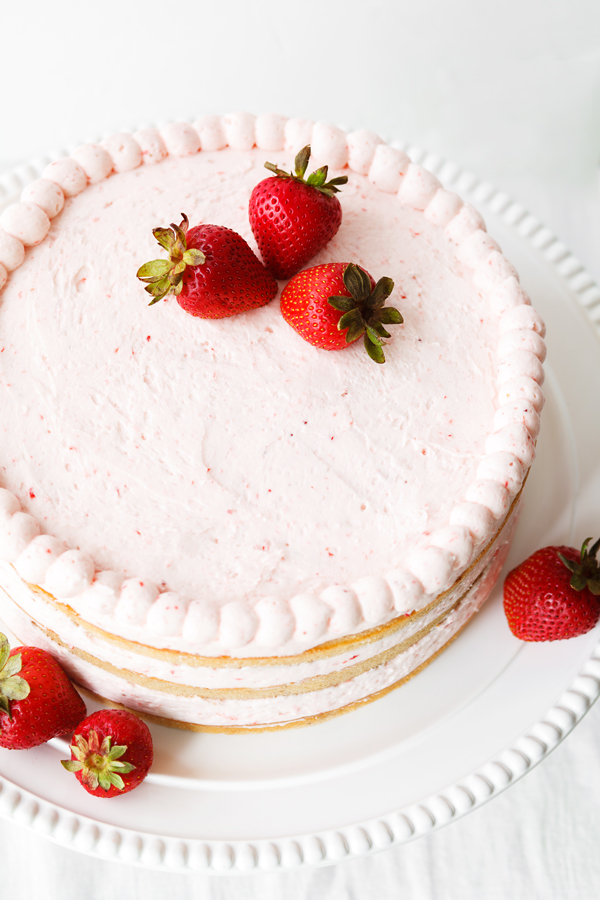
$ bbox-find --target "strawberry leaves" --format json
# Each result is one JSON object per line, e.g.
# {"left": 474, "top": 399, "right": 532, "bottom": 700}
{"left": 328, "top": 264, "right": 403, "bottom": 363}
{"left": 137, "top": 213, "right": 206, "bottom": 304}
{"left": 61, "top": 710, "right": 153, "bottom": 797}
{"left": 558, "top": 537, "right": 600, "bottom": 594}
{"left": 61, "top": 729, "right": 136, "bottom": 793}
{"left": 0, "top": 633, "right": 30, "bottom": 721}
{"left": 264, "top": 145, "right": 348, "bottom": 198}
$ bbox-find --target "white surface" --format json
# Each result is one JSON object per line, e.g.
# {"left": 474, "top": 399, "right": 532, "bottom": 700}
{"left": 1, "top": 0, "right": 599, "bottom": 290}
{"left": 1, "top": 0, "right": 600, "bottom": 895}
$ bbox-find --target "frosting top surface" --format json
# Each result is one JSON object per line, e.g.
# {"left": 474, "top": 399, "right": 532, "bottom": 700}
{"left": 0, "top": 148, "right": 498, "bottom": 605}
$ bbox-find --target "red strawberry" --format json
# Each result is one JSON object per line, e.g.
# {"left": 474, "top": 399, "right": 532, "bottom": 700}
{"left": 280, "top": 262, "right": 403, "bottom": 363}
{"left": 249, "top": 145, "right": 348, "bottom": 279}
{"left": 0, "top": 631, "right": 86, "bottom": 749}
{"left": 61, "top": 709, "right": 153, "bottom": 797}
{"left": 137, "top": 214, "right": 277, "bottom": 318}
{"left": 503, "top": 537, "right": 600, "bottom": 641}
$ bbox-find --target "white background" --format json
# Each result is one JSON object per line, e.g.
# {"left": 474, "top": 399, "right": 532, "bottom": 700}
{"left": 2, "top": 0, "right": 599, "bottom": 282}
{"left": 1, "top": 1, "right": 600, "bottom": 896}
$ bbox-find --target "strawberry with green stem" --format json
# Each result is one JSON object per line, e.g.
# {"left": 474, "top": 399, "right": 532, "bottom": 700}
{"left": 0, "top": 631, "right": 86, "bottom": 750}
{"left": 137, "top": 214, "right": 277, "bottom": 319}
{"left": 249, "top": 144, "right": 348, "bottom": 279}
{"left": 503, "top": 537, "right": 600, "bottom": 641}
{"left": 61, "top": 709, "right": 153, "bottom": 797}
{"left": 280, "top": 262, "right": 403, "bottom": 363}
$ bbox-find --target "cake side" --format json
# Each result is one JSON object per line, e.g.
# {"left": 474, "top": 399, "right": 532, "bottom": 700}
{"left": 0, "top": 492, "right": 520, "bottom": 730}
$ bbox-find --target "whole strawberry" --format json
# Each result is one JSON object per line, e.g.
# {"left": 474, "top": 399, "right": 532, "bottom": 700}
{"left": 503, "top": 537, "right": 600, "bottom": 641}
{"left": 0, "top": 632, "right": 86, "bottom": 749}
{"left": 249, "top": 145, "right": 348, "bottom": 279}
{"left": 61, "top": 709, "right": 153, "bottom": 797}
{"left": 137, "top": 214, "right": 277, "bottom": 318}
{"left": 280, "top": 262, "right": 403, "bottom": 363}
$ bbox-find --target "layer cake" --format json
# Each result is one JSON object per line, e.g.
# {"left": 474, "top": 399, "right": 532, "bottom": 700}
{"left": 0, "top": 113, "right": 545, "bottom": 730}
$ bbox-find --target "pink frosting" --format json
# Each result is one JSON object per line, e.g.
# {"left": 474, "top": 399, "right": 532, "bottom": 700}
{"left": 424, "top": 189, "right": 463, "bottom": 227}
{"left": 0, "top": 489, "right": 20, "bottom": 519}
{"left": 71, "top": 144, "right": 113, "bottom": 183}
{"left": 255, "top": 113, "right": 286, "bottom": 152}
{"left": 192, "top": 116, "right": 225, "bottom": 152}
{"left": 134, "top": 128, "right": 168, "bottom": 165}
{"left": 182, "top": 600, "right": 219, "bottom": 644}
{"left": 368, "top": 144, "right": 410, "bottom": 193}
{"left": 346, "top": 130, "right": 383, "bottom": 176}
{"left": 43, "top": 158, "right": 87, "bottom": 197}
{"left": 79, "top": 570, "right": 122, "bottom": 615}
{"left": 450, "top": 502, "right": 494, "bottom": 543}
{"left": 489, "top": 276, "right": 531, "bottom": 315}
{"left": 160, "top": 123, "right": 200, "bottom": 158}
{"left": 457, "top": 230, "right": 501, "bottom": 267}
{"left": 311, "top": 122, "right": 348, "bottom": 169}
{"left": 0, "top": 202, "right": 50, "bottom": 246}
{"left": 445, "top": 204, "right": 486, "bottom": 243}
{"left": 497, "top": 349, "right": 545, "bottom": 386}
{"left": 498, "top": 328, "right": 546, "bottom": 362}
{"left": 222, "top": 113, "right": 256, "bottom": 151}
{"left": 485, "top": 423, "right": 536, "bottom": 468}
{"left": 429, "top": 526, "right": 473, "bottom": 569}
{"left": 473, "top": 251, "right": 519, "bottom": 291}
{"left": 408, "top": 547, "right": 455, "bottom": 594}
{"left": 146, "top": 591, "right": 188, "bottom": 636}
{"left": 254, "top": 597, "right": 295, "bottom": 646}
{"left": 44, "top": 549, "right": 94, "bottom": 598}
{"left": 21, "top": 179, "right": 65, "bottom": 218}
{"left": 290, "top": 593, "right": 330, "bottom": 642}
{"left": 499, "top": 304, "right": 545, "bottom": 336}
{"left": 398, "top": 164, "right": 441, "bottom": 210}
{"left": 0, "top": 512, "right": 40, "bottom": 561}
{"left": 0, "top": 230, "right": 25, "bottom": 270}
{"left": 284, "top": 118, "right": 313, "bottom": 153}
{"left": 15, "top": 534, "right": 65, "bottom": 584}
{"left": 385, "top": 569, "right": 425, "bottom": 615}
{"left": 101, "top": 133, "right": 143, "bottom": 172}
{"left": 476, "top": 452, "right": 523, "bottom": 493}
{"left": 352, "top": 576, "right": 394, "bottom": 624}
{"left": 494, "top": 400, "right": 541, "bottom": 438}
{"left": 466, "top": 480, "right": 510, "bottom": 519}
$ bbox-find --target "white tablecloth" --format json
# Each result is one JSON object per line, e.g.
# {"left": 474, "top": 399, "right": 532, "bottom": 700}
{"left": 2, "top": 701, "right": 600, "bottom": 898}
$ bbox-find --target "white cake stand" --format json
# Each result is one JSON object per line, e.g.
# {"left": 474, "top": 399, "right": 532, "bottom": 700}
{"left": 1, "top": 144, "right": 600, "bottom": 874}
